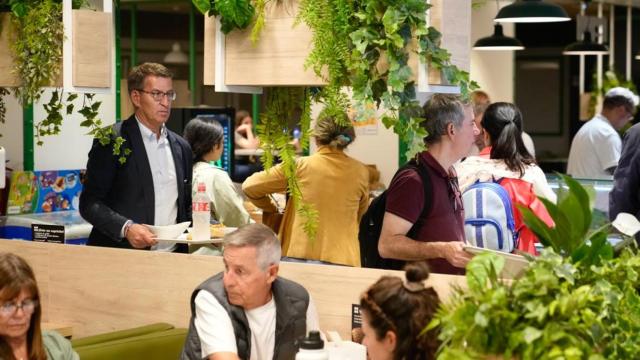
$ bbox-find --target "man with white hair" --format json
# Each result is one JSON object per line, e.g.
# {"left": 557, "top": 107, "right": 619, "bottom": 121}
{"left": 567, "top": 87, "right": 639, "bottom": 180}
{"left": 181, "top": 223, "right": 319, "bottom": 360}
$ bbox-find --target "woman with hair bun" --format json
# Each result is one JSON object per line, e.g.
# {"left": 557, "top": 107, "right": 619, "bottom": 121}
{"left": 360, "top": 261, "right": 441, "bottom": 360}
{"left": 243, "top": 111, "right": 369, "bottom": 266}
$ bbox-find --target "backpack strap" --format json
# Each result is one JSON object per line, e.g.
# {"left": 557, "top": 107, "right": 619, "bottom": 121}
{"left": 402, "top": 158, "right": 433, "bottom": 236}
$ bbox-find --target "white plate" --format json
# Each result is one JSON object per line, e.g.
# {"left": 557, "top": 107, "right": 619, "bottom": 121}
{"left": 147, "top": 221, "right": 191, "bottom": 239}
{"left": 154, "top": 233, "right": 225, "bottom": 245}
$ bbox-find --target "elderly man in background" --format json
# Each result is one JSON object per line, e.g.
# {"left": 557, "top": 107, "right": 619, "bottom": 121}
{"left": 567, "top": 87, "right": 639, "bottom": 180}
{"left": 181, "top": 224, "right": 319, "bottom": 360}
{"left": 378, "top": 94, "right": 478, "bottom": 275}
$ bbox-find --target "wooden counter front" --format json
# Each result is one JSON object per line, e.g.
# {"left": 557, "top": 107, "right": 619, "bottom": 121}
{"left": 0, "top": 240, "right": 465, "bottom": 340}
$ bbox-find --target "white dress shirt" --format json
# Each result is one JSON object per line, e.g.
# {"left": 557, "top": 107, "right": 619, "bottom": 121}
{"left": 137, "top": 118, "right": 179, "bottom": 252}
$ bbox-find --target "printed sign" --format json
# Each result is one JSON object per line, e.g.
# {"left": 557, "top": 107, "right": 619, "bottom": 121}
{"left": 31, "top": 224, "right": 65, "bottom": 244}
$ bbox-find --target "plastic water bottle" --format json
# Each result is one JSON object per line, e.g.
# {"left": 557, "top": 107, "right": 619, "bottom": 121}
{"left": 296, "top": 331, "right": 329, "bottom": 360}
{"left": 192, "top": 182, "right": 210, "bottom": 241}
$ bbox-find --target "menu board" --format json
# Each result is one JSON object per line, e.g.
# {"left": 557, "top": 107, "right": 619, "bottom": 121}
{"left": 7, "top": 170, "right": 83, "bottom": 215}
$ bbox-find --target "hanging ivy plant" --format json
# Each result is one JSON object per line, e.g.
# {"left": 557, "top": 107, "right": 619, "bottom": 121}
{"left": 0, "top": 0, "right": 129, "bottom": 159}
{"left": 256, "top": 87, "right": 318, "bottom": 239}
{"left": 194, "top": 0, "right": 477, "bottom": 238}
{"left": 9, "top": 0, "right": 64, "bottom": 106}
{"left": 192, "top": 0, "right": 255, "bottom": 34}
{"left": 0, "top": 88, "right": 8, "bottom": 133}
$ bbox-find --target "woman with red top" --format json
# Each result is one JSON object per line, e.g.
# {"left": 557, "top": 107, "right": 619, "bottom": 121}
{"left": 455, "top": 102, "right": 555, "bottom": 255}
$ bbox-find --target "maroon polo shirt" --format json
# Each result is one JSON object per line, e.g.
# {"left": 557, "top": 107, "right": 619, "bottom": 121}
{"left": 385, "top": 151, "right": 465, "bottom": 274}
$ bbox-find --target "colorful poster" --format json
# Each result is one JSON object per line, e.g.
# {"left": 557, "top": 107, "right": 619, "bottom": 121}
{"left": 7, "top": 170, "right": 83, "bottom": 215}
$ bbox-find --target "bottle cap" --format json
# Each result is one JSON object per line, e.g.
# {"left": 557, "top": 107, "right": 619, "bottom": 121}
{"left": 197, "top": 182, "right": 206, "bottom": 192}
{"left": 299, "top": 331, "right": 324, "bottom": 350}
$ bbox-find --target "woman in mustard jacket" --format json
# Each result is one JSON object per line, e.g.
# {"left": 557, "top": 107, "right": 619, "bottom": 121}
{"left": 242, "top": 112, "right": 369, "bottom": 266}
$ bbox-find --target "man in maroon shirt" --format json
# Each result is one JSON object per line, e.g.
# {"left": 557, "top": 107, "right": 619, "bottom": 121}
{"left": 378, "top": 94, "right": 478, "bottom": 274}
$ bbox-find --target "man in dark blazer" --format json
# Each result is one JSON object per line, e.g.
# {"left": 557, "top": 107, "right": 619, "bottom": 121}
{"left": 80, "top": 63, "right": 192, "bottom": 252}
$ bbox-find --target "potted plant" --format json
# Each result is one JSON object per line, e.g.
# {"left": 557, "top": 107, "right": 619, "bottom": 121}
{"left": 430, "top": 175, "right": 640, "bottom": 359}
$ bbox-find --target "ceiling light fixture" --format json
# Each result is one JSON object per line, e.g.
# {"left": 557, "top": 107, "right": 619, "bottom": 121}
{"left": 494, "top": 0, "right": 570, "bottom": 23}
{"left": 563, "top": 31, "right": 609, "bottom": 55}
{"left": 163, "top": 42, "right": 188, "bottom": 65}
{"left": 474, "top": 24, "right": 524, "bottom": 51}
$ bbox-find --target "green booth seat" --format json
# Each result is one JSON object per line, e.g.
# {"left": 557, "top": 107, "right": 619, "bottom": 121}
{"left": 71, "top": 322, "right": 175, "bottom": 348}
{"left": 74, "top": 328, "right": 188, "bottom": 360}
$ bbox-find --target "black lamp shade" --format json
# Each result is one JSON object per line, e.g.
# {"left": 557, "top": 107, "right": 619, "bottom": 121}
{"left": 495, "top": 0, "right": 570, "bottom": 23}
{"left": 563, "top": 32, "right": 609, "bottom": 55}
{"left": 474, "top": 24, "right": 524, "bottom": 51}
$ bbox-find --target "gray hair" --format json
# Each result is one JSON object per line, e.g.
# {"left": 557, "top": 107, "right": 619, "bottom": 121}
{"left": 422, "top": 94, "right": 469, "bottom": 145}
{"left": 223, "top": 224, "right": 281, "bottom": 270}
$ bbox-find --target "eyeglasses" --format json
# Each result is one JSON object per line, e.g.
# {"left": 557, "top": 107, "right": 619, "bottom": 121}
{"left": 448, "top": 176, "right": 463, "bottom": 213}
{"left": 135, "top": 89, "right": 177, "bottom": 102}
{"left": 0, "top": 299, "right": 38, "bottom": 317}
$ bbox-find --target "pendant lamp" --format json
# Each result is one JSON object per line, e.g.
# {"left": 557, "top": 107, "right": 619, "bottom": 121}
{"left": 164, "top": 42, "right": 189, "bottom": 65}
{"left": 495, "top": 0, "right": 570, "bottom": 23}
{"left": 563, "top": 31, "right": 608, "bottom": 55}
{"left": 474, "top": 24, "right": 524, "bottom": 51}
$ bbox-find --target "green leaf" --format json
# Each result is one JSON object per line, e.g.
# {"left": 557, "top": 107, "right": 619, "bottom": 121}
{"left": 191, "top": 0, "right": 211, "bottom": 15}
{"left": 523, "top": 326, "right": 542, "bottom": 344}
{"left": 465, "top": 251, "right": 504, "bottom": 294}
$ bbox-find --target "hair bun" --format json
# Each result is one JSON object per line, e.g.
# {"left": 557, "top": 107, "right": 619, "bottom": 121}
{"left": 404, "top": 261, "right": 431, "bottom": 283}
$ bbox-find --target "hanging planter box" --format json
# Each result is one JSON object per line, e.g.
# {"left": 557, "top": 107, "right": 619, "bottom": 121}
{"left": 0, "top": 13, "right": 23, "bottom": 87}
{"left": 0, "top": 7, "right": 111, "bottom": 90}
{"left": 204, "top": 0, "right": 470, "bottom": 92}
{"left": 71, "top": 10, "right": 112, "bottom": 88}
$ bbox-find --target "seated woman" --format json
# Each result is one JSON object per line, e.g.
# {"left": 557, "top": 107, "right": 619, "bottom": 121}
{"left": 234, "top": 110, "right": 260, "bottom": 150}
{"left": 455, "top": 102, "right": 555, "bottom": 255}
{"left": 360, "top": 261, "right": 440, "bottom": 360}
{"left": 0, "top": 252, "right": 78, "bottom": 360}
{"left": 242, "top": 111, "right": 369, "bottom": 267}
{"left": 183, "top": 117, "right": 252, "bottom": 228}
{"left": 233, "top": 110, "right": 263, "bottom": 182}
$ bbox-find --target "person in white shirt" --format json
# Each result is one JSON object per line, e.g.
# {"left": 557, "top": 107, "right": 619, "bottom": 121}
{"left": 181, "top": 224, "right": 320, "bottom": 360}
{"left": 567, "top": 87, "right": 639, "bottom": 180}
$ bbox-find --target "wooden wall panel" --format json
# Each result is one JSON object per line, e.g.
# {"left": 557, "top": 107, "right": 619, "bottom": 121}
{"left": 224, "top": 1, "right": 324, "bottom": 86}
{"left": 72, "top": 10, "right": 111, "bottom": 88}
{"left": 0, "top": 14, "right": 21, "bottom": 87}
{"left": 0, "top": 240, "right": 465, "bottom": 340}
{"left": 203, "top": 14, "right": 216, "bottom": 86}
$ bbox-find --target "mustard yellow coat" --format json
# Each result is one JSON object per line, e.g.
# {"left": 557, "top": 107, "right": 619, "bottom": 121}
{"left": 242, "top": 146, "right": 369, "bottom": 266}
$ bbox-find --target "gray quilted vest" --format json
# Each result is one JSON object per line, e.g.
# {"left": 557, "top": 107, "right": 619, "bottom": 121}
{"left": 181, "top": 272, "right": 310, "bottom": 360}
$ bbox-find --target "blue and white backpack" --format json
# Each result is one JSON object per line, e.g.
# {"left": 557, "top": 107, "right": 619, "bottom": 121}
{"left": 462, "top": 180, "right": 518, "bottom": 253}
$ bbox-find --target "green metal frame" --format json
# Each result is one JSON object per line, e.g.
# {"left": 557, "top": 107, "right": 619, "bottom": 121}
{"left": 23, "top": 105, "right": 34, "bottom": 171}
{"left": 189, "top": 4, "right": 196, "bottom": 105}
{"left": 130, "top": 4, "right": 138, "bottom": 67}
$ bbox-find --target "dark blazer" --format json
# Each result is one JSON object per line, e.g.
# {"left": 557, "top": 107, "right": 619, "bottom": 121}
{"left": 80, "top": 115, "right": 193, "bottom": 251}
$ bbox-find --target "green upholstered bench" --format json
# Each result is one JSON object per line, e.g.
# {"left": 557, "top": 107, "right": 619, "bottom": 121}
{"left": 72, "top": 324, "right": 187, "bottom": 360}
{"left": 71, "top": 322, "right": 175, "bottom": 348}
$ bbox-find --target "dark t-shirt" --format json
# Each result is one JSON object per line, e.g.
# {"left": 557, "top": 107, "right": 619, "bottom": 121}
{"left": 385, "top": 151, "right": 465, "bottom": 274}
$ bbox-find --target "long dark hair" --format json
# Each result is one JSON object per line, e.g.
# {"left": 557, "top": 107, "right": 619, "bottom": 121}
{"left": 360, "top": 261, "right": 440, "bottom": 360}
{"left": 0, "top": 253, "right": 46, "bottom": 360}
{"left": 183, "top": 117, "right": 225, "bottom": 163}
{"left": 481, "top": 102, "right": 534, "bottom": 176}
